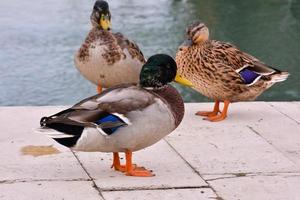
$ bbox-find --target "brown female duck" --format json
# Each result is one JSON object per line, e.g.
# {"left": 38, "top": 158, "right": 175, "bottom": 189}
{"left": 74, "top": 0, "right": 145, "bottom": 93}
{"left": 176, "top": 21, "right": 289, "bottom": 122}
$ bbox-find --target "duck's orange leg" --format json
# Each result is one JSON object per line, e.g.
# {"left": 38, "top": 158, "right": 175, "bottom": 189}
{"left": 97, "top": 81, "right": 102, "bottom": 94}
{"left": 205, "top": 100, "right": 230, "bottom": 122}
{"left": 111, "top": 152, "right": 126, "bottom": 172}
{"left": 196, "top": 100, "right": 220, "bottom": 117}
{"left": 111, "top": 152, "right": 145, "bottom": 173}
{"left": 125, "top": 150, "right": 154, "bottom": 177}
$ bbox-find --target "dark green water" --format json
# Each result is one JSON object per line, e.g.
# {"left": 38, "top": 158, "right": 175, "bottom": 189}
{"left": 0, "top": 0, "right": 299, "bottom": 105}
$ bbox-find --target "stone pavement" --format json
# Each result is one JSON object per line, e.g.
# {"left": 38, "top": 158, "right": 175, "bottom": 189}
{"left": 0, "top": 102, "right": 299, "bottom": 200}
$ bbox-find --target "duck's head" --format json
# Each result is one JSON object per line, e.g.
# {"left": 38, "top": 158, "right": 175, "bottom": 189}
{"left": 140, "top": 54, "right": 193, "bottom": 88}
{"left": 179, "top": 21, "right": 209, "bottom": 51}
{"left": 90, "top": 0, "right": 111, "bottom": 30}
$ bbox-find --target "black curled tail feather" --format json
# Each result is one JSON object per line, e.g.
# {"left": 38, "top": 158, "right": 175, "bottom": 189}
{"left": 39, "top": 108, "right": 85, "bottom": 148}
{"left": 40, "top": 108, "right": 74, "bottom": 127}
{"left": 40, "top": 116, "right": 50, "bottom": 127}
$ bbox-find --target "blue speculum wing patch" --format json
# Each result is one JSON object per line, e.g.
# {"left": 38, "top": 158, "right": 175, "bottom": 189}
{"left": 95, "top": 114, "right": 126, "bottom": 135}
{"left": 239, "top": 68, "right": 260, "bottom": 84}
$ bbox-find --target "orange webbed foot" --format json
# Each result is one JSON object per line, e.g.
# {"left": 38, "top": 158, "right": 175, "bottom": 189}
{"left": 203, "top": 100, "right": 230, "bottom": 122}
{"left": 111, "top": 163, "right": 126, "bottom": 172}
{"left": 126, "top": 168, "right": 155, "bottom": 177}
{"left": 112, "top": 163, "right": 145, "bottom": 173}
{"left": 204, "top": 114, "right": 227, "bottom": 122}
{"left": 124, "top": 150, "right": 154, "bottom": 177}
{"left": 195, "top": 110, "right": 219, "bottom": 117}
{"left": 112, "top": 152, "right": 149, "bottom": 176}
{"left": 196, "top": 100, "right": 220, "bottom": 117}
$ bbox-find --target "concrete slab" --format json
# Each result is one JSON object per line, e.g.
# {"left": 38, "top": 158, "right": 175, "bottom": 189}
{"left": 268, "top": 102, "right": 300, "bottom": 124}
{"left": 166, "top": 104, "right": 297, "bottom": 174}
{"left": 0, "top": 181, "right": 102, "bottom": 200}
{"left": 102, "top": 188, "right": 217, "bottom": 200}
{"left": 75, "top": 140, "right": 207, "bottom": 190}
{"left": 0, "top": 103, "right": 299, "bottom": 200}
{"left": 184, "top": 102, "right": 285, "bottom": 126}
{"left": 0, "top": 107, "right": 89, "bottom": 181}
{"left": 166, "top": 128, "right": 296, "bottom": 174}
{"left": 180, "top": 102, "right": 300, "bottom": 127}
{"left": 261, "top": 102, "right": 300, "bottom": 164}
{"left": 0, "top": 141, "right": 89, "bottom": 181}
{"left": 207, "top": 173, "right": 300, "bottom": 200}
{"left": 247, "top": 117, "right": 300, "bottom": 166}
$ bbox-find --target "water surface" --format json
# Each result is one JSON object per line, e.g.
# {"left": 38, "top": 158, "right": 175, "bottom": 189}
{"left": 0, "top": 0, "right": 299, "bottom": 105}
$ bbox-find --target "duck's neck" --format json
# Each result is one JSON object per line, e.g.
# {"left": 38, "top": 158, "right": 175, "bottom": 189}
{"left": 151, "top": 85, "right": 184, "bottom": 127}
{"left": 194, "top": 40, "right": 210, "bottom": 47}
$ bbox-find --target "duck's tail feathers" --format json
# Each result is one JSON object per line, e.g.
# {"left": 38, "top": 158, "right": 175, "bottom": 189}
{"left": 270, "top": 71, "right": 290, "bottom": 83}
{"left": 36, "top": 127, "right": 75, "bottom": 139}
{"left": 37, "top": 124, "right": 82, "bottom": 148}
{"left": 39, "top": 112, "right": 84, "bottom": 148}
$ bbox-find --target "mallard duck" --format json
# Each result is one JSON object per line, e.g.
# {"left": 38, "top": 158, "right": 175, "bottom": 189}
{"left": 176, "top": 21, "right": 289, "bottom": 122}
{"left": 74, "top": 0, "right": 145, "bottom": 93}
{"left": 40, "top": 54, "right": 193, "bottom": 177}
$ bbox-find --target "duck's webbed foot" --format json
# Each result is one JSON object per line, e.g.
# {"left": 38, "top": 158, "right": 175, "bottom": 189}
{"left": 196, "top": 100, "right": 220, "bottom": 117}
{"left": 124, "top": 150, "right": 155, "bottom": 177}
{"left": 203, "top": 100, "right": 230, "bottom": 122}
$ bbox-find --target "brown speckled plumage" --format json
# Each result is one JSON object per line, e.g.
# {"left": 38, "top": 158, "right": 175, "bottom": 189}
{"left": 77, "top": 28, "right": 145, "bottom": 66}
{"left": 114, "top": 32, "right": 146, "bottom": 63}
{"left": 74, "top": 2, "right": 145, "bottom": 88}
{"left": 78, "top": 28, "right": 119, "bottom": 64}
{"left": 176, "top": 22, "right": 289, "bottom": 102}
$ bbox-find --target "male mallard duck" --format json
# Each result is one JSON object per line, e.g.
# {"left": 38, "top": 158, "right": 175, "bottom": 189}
{"left": 40, "top": 54, "right": 193, "bottom": 177}
{"left": 74, "top": 0, "right": 145, "bottom": 93}
{"left": 176, "top": 21, "right": 289, "bottom": 122}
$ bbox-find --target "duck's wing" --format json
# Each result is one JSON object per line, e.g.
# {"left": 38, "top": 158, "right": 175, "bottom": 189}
{"left": 212, "top": 41, "right": 283, "bottom": 85}
{"left": 113, "top": 32, "right": 146, "bottom": 63}
{"left": 40, "top": 85, "right": 155, "bottom": 138}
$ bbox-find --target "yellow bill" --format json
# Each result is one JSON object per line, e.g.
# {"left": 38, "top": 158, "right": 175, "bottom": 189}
{"left": 100, "top": 14, "right": 111, "bottom": 30}
{"left": 174, "top": 74, "right": 193, "bottom": 87}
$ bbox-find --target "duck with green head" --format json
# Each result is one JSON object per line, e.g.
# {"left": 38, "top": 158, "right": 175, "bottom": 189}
{"left": 176, "top": 21, "right": 289, "bottom": 122}
{"left": 75, "top": 0, "right": 146, "bottom": 93}
{"left": 40, "top": 54, "right": 193, "bottom": 177}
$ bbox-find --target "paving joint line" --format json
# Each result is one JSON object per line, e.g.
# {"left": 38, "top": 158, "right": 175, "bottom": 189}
{"left": 247, "top": 125, "right": 296, "bottom": 164}
{"left": 71, "top": 150, "right": 105, "bottom": 200}
{"left": 0, "top": 178, "right": 91, "bottom": 185}
{"left": 102, "top": 185, "right": 210, "bottom": 192}
{"left": 206, "top": 172, "right": 300, "bottom": 181}
{"left": 164, "top": 139, "right": 224, "bottom": 200}
{"left": 267, "top": 103, "right": 300, "bottom": 125}
{"left": 201, "top": 171, "right": 300, "bottom": 176}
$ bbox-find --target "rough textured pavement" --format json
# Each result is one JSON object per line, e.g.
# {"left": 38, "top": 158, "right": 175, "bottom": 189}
{"left": 0, "top": 102, "right": 299, "bottom": 200}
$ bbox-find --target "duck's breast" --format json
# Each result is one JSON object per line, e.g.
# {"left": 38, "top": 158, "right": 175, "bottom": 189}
{"left": 75, "top": 39, "right": 143, "bottom": 88}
